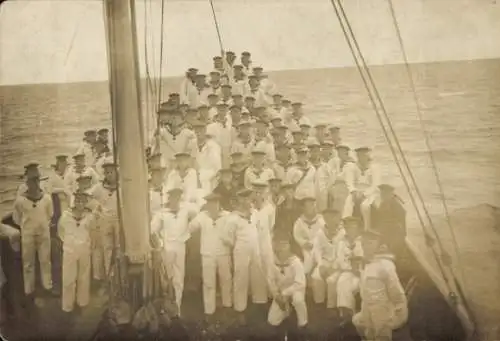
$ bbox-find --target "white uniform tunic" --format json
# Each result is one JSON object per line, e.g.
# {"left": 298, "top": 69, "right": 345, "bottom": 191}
{"left": 189, "top": 210, "right": 232, "bottom": 315}
{"left": 149, "top": 187, "right": 165, "bottom": 216}
{"left": 76, "top": 142, "right": 95, "bottom": 167}
{"left": 13, "top": 192, "right": 54, "bottom": 294}
{"left": 59, "top": 209, "right": 95, "bottom": 312}
{"left": 152, "top": 128, "right": 197, "bottom": 171}
{"left": 343, "top": 162, "right": 381, "bottom": 229}
{"left": 207, "top": 118, "right": 233, "bottom": 167}
{"left": 150, "top": 203, "right": 199, "bottom": 312}
{"left": 225, "top": 211, "right": 268, "bottom": 312}
{"left": 286, "top": 162, "right": 317, "bottom": 200}
{"left": 335, "top": 235, "right": 363, "bottom": 310}
{"left": 231, "top": 136, "right": 255, "bottom": 164}
{"left": 243, "top": 166, "right": 275, "bottom": 190}
{"left": 314, "top": 161, "right": 331, "bottom": 212}
{"left": 46, "top": 167, "right": 70, "bottom": 212}
{"left": 64, "top": 166, "right": 100, "bottom": 195}
{"left": 254, "top": 137, "right": 276, "bottom": 166}
{"left": 267, "top": 255, "right": 308, "bottom": 327}
{"left": 353, "top": 255, "right": 408, "bottom": 341}
{"left": 195, "top": 138, "right": 222, "bottom": 195}
{"left": 292, "top": 214, "right": 325, "bottom": 274}
{"left": 164, "top": 168, "right": 199, "bottom": 204}
{"left": 180, "top": 77, "right": 196, "bottom": 103}
{"left": 185, "top": 86, "right": 212, "bottom": 108}
{"left": 243, "top": 87, "right": 270, "bottom": 108}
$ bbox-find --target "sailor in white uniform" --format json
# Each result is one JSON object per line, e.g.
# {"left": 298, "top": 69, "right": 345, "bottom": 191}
{"left": 343, "top": 147, "right": 381, "bottom": 230}
{"left": 251, "top": 180, "right": 275, "bottom": 274}
{"left": 188, "top": 193, "right": 232, "bottom": 320}
{"left": 286, "top": 146, "right": 316, "bottom": 201}
{"left": 192, "top": 120, "right": 222, "bottom": 196}
{"left": 230, "top": 65, "right": 247, "bottom": 95}
{"left": 224, "top": 189, "right": 268, "bottom": 323}
{"left": 212, "top": 56, "right": 226, "bottom": 78}
{"left": 208, "top": 71, "right": 223, "bottom": 96}
{"left": 244, "top": 75, "right": 270, "bottom": 108}
{"left": 353, "top": 229, "right": 408, "bottom": 341}
{"left": 59, "top": 191, "right": 95, "bottom": 313}
{"left": 13, "top": 163, "right": 56, "bottom": 297}
{"left": 64, "top": 153, "right": 100, "bottom": 195}
{"left": 252, "top": 66, "right": 276, "bottom": 96}
{"left": 267, "top": 236, "right": 308, "bottom": 331}
{"left": 149, "top": 164, "right": 166, "bottom": 216}
{"left": 231, "top": 120, "right": 255, "bottom": 163}
{"left": 76, "top": 130, "right": 97, "bottom": 167}
{"left": 164, "top": 152, "right": 199, "bottom": 204}
{"left": 206, "top": 103, "right": 233, "bottom": 167}
{"left": 46, "top": 154, "right": 71, "bottom": 212}
{"left": 240, "top": 51, "right": 253, "bottom": 76}
{"left": 185, "top": 74, "right": 211, "bottom": 108}
{"left": 180, "top": 67, "right": 198, "bottom": 103}
{"left": 223, "top": 51, "right": 236, "bottom": 81}
{"left": 292, "top": 196, "right": 325, "bottom": 275}
{"left": 287, "top": 102, "right": 311, "bottom": 132}
{"left": 335, "top": 216, "right": 363, "bottom": 316}
{"left": 272, "top": 144, "right": 294, "bottom": 182}
{"left": 150, "top": 187, "right": 199, "bottom": 315}
{"left": 329, "top": 144, "right": 354, "bottom": 212}
{"left": 152, "top": 109, "right": 197, "bottom": 172}
{"left": 310, "top": 209, "right": 343, "bottom": 306}
{"left": 253, "top": 119, "right": 276, "bottom": 165}
{"left": 219, "top": 84, "right": 234, "bottom": 106}
{"left": 244, "top": 146, "right": 275, "bottom": 190}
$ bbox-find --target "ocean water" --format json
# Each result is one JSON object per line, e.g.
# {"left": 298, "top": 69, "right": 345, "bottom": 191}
{"left": 1, "top": 58, "right": 500, "bottom": 334}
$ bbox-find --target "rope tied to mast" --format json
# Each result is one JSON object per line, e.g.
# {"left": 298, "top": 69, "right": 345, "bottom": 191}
{"left": 209, "top": 0, "right": 225, "bottom": 54}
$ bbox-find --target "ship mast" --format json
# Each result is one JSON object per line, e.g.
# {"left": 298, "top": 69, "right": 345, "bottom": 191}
{"left": 102, "top": 0, "right": 150, "bottom": 266}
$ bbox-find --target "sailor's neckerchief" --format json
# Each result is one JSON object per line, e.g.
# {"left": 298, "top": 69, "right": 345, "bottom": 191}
{"left": 210, "top": 83, "right": 221, "bottom": 93}
{"left": 357, "top": 160, "right": 371, "bottom": 176}
{"left": 22, "top": 189, "right": 44, "bottom": 206}
{"left": 204, "top": 209, "right": 225, "bottom": 223}
{"left": 300, "top": 214, "right": 320, "bottom": 228}
{"left": 197, "top": 137, "right": 207, "bottom": 152}
{"left": 274, "top": 254, "right": 295, "bottom": 273}
{"left": 365, "top": 252, "right": 395, "bottom": 264}
{"left": 310, "top": 157, "right": 323, "bottom": 169}
{"left": 215, "top": 116, "right": 228, "bottom": 128}
{"left": 276, "top": 158, "right": 292, "bottom": 170}
{"left": 249, "top": 164, "right": 265, "bottom": 177}
{"left": 272, "top": 194, "right": 285, "bottom": 207}
{"left": 235, "top": 210, "right": 252, "bottom": 223}
{"left": 295, "top": 160, "right": 312, "bottom": 173}
{"left": 71, "top": 207, "right": 87, "bottom": 226}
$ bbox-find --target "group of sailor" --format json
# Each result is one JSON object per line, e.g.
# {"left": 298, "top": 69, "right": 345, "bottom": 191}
{"left": 8, "top": 50, "right": 409, "bottom": 340}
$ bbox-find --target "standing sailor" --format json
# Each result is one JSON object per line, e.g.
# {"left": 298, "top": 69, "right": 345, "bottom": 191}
{"left": 213, "top": 168, "right": 238, "bottom": 211}
{"left": 231, "top": 120, "right": 255, "bottom": 163}
{"left": 244, "top": 146, "right": 275, "bottom": 190}
{"left": 330, "top": 145, "right": 353, "bottom": 212}
{"left": 64, "top": 153, "right": 100, "bottom": 194}
{"left": 97, "top": 128, "right": 110, "bottom": 147}
{"left": 164, "top": 152, "right": 200, "bottom": 204}
{"left": 88, "top": 160, "right": 118, "bottom": 284}
{"left": 293, "top": 197, "right": 325, "bottom": 275}
{"left": 273, "top": 144, "right": 293, "bottom": 182}
{"left": 314, "top": 124, "right": 328, "bottom": 145}
{"left": 244, "top": 75, "right": 270, "bottom": 108}
{"left": 149, "top": 165, "right": 167, "bottom": 216}
{"left": 59, "top": 191, "right": 95, "bottom": 313}
{"left": 253, "top": 119, "right": 276, "bottom": 165}
{"left": 344, "top": 147, "right": 381, "bottom": 230}
{"left": 150, "top": 187, "right": 199, "bottom": 314}
{"left": 269, "top": 93, "right": 287, "bottom": 120}
{"left": 223, "top": 51, "right": 237, "bottom": 80}
{"left": 224, "top": 189, "right": 268, "bottom": 324}
{"left": 240, "top": 51, "right": 253, "bottom": 76}
{"left": 185, "top": 74, "right": 211, "bottom": 108}
{"left": 208, "top": 71, "right": 223, "bottom": 96}
{"left": 230, "top": 65, "right": 247, "bottom": 95}
{"left": 212, "top": 56, "right": 226, "bottom": 76}
{"left": 193, "top": 120, "right": 222, "bottom": 195}
{"left": 180, "top": 67, "right": 198, "bottom": 104}
{"left": 252, "top": 66, "right": 276, "bottom": 96}
{"left": 251, "top": 180, "right": 275, "bottom": 272}
{"left": 13, "top": 162, "right": 56, "bottom": 297}
{"left": 46, "top": 154, "right": 70, "bottom": 215}
{"left": 76, "top": 130, "right": 97, "bottom": 166}
{"left": 207, "top": 103, "right": 233, "bottom": 167}
{"left": 353, "top": 229, "right": 408, "bottom": 341}
{"left": 152, "top": 109, "right": 197, "bottom": 173}
{"left": 188, "top": 193, "right": 232, "bottom": 324}
{"left": 287, "top": 146, "right": 316, "bottom": 201}
{"left": 219, "top": 84, "right": 234, "bottom": 106}
{"left": 230, "top": 151, "right": 249, "bottom": 191}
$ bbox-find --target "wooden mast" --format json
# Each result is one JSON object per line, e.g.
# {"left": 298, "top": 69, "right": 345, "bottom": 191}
{"left": 103, "top": 0, "right": 150, "bottom": 265}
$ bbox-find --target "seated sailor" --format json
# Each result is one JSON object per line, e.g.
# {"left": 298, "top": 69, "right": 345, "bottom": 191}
{"left": 334, "top": 216, "right": 363, "bottom": 318}
{"left": 267, "top": 235, "right": 308, "bottom": 331}
{"left": 343, "top": 147, "right": 380, "bottom": 230}
{"left": 310, "top": 209, "right": 343, "bottom": 306}
{"left": 353, "top": 229, "right": 408, "bottom": 341}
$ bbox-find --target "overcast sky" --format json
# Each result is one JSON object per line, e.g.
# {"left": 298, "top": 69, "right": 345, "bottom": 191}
{"left": 0, "top": 0, "right": 499, "bottom": 85}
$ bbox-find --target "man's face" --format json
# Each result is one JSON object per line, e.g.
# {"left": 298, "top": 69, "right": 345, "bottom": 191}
{"left": 187, "top": 70, "right": 197, "bottom": 79}
{"left": 255, "top": 124, "right": 268, "bottom": 138}
{"left": 57, "top": 159, "right": 68, "bottom": 170}
{"left": 297, "top": 151, "right": 308, "bottom": 163}
{"left": 241, "top": 55, "right": 251, "bottom": 66}
{"left": 104, "top": 167, "right": 117, "bottom": 183}
{"left": 222, "top": 87, "right": 231, "bottom": 97}
{"left": 361, "top": 237, "right": 380, "bottom": 259}
{"left": 245, "top": 99, "right": 255, "bottom": 108}
{"left": 321, "top": 146, "right": 333, "bottom": 160}
{"left": 208, "top": 96, "right": 219, "bottom": 106}
{"left": 273, "top": 97, "right": 282, "bottom": 106}
{"left": 233, "top": 97, "right": 243, "bottom": 106}
{"left": 226, "top": 53, "right": 236, "bottom": 64}
{"left": 213, "top": 58, "right": 223, "bottom": 69}
{"left": 252, "top": 188, "right": 266, "bottom": 202}
{"left": 217, "top": 106, "right": 228, "bottom": 117}
{"left": 199, "top": 108, "right": 209, "bottom": 119}
{"left": 150, "top": 170, "right": 164, "bottom": 187}
{"left": 249, "top": 78, "right": 259, "bottom": 89}
{"left": 194, "top": 127, "right": 206, "bottom": 140}
{"left": 220, "top": 172, "right": 232, "bottom": 185}
{"left": 74, "top": 157, "right": 85, "bottom": 168}
{"left": 252, "top": 154, "right": 265, "bottom": 167}
{"left": 210, "top": 73, "right": 221, "bottom": 84}
{"left": 300, "top": 126, "right": 311, "bottom": 137}
{"left": 78, "top": 180, "right": 92, "bottom": 191}
{"left": 292, "top": 105, "right": 303, "bottom": 116}
{"left": 303, "top": 200, "right": 316, "bottom": 216}
{"left": 269, "top": 182, "right": 281, "bottom": 194}
{"left": 276, "top": 148, "right": 289, "bottom": 161}
{"left": 230, "top": 109, "right": 242, "bottom": 122}
{"left": 86, "top": 134, "right": 97, "bottom": 144}
{"left": 195, "top": 76, "right": 206, "bottom": 87}
{"left": 238, "top": 125, "right": 250, "bottom": 137}
{"left": 74, "top": 196, "right": 88, "bottom": 211}
{"left": 309, "top": 146, "right": 321, "bottom": 159}
{"left": 337, "top": 148, "right": 349, "bottom": 160}
{"left": 324, "top": 213, "right": 341, "bottom": 233}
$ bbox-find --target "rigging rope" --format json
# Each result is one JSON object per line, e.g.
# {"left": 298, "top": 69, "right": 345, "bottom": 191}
{"left": 385, "top": 0, "right": 467, "bottom": 286}
{"left": 157, "top": 0, "right": 167, "bottom": 108}
{"left": 209, "top": 0, "right": 225, "bottom": 53}
{"left": 328, "top": 0, "right": 453, "bottom": 290}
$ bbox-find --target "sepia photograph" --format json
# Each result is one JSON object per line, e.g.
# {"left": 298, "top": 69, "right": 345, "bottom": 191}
{"left": 0, "top": 0, "right": 499, "bottom": 340}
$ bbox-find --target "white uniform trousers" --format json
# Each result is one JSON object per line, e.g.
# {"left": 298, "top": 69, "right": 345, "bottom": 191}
{"left": 311, "top": 266, "right": 340, "bottom": 305}
{"left": 325, "top": 271, "right": 342, "bottom": 308}
{"left": 353, "top": 307, "right": 396, "bottom": 341}
{"left": 233, "top": 250, "right": 268, "bottom": 312}
{"left": 202, "top": 254, "right": 232, "bottom": 315}
{"left": 98, "top": 217, "right": 119, "bottom": 278}
{"left": 342, "top": 194, "right": 376, "bottom": 230}
{"left": 336, "top": 271, "right": 360, "bottom": 311}
{"left": 62, "top": 247, "right": 91, "bottom": 312}
{"left": 268, "top": 291, "right": 308, "bottom": 327}
{"left": 90, "top": 227, "right": 103, "bottom": 280}
{"left": 21, "top": 230, "right": 53, "bottom": 294}
{"left": 301, "top": 249, "right": 314, "bottom": 275}
{"left": 164, "top": 242, "right": 186, "bottom": 313}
